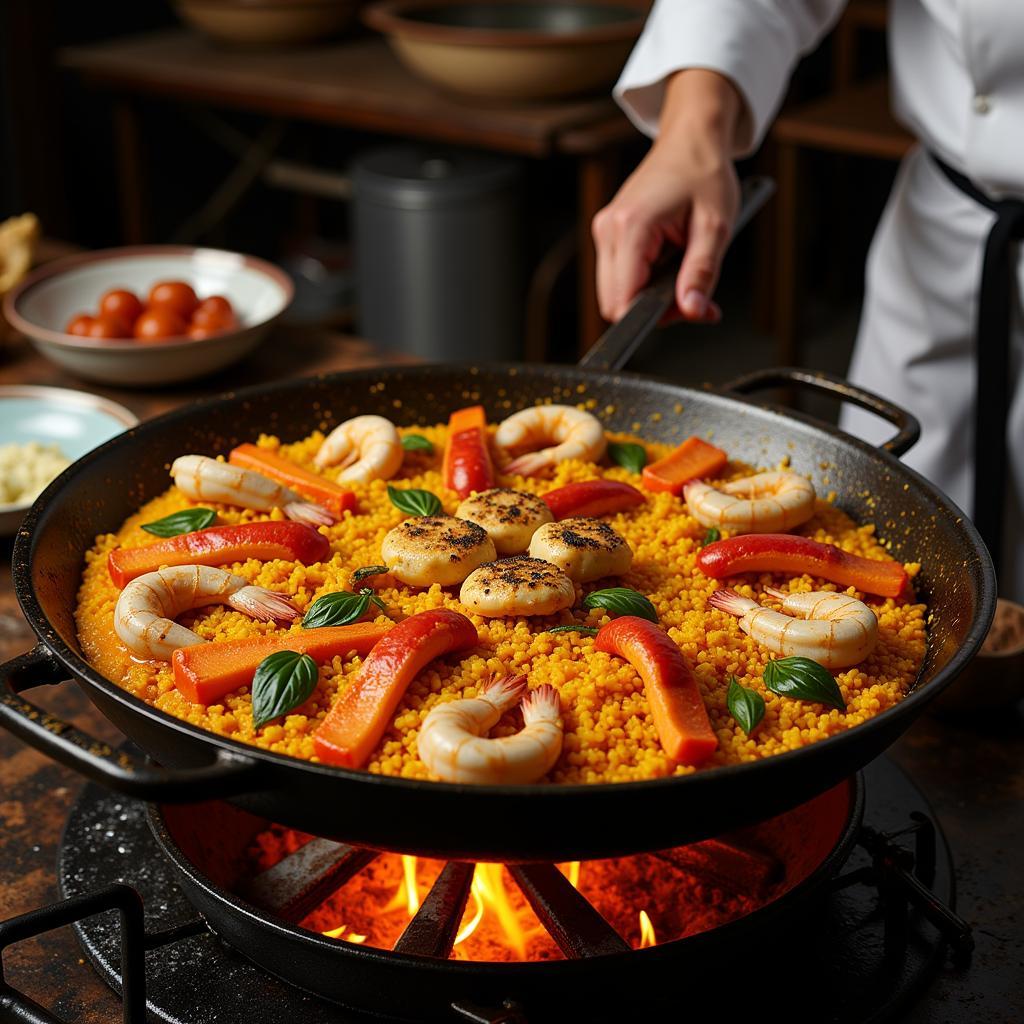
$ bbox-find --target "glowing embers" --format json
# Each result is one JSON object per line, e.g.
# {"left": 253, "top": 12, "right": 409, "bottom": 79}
{"left": 239, "top": 838, "right": 778, "bottom": 962}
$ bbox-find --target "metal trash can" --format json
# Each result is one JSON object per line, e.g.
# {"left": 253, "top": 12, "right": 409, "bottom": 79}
{"left": 352, "top": 145, "right": 524, "bottom": 361}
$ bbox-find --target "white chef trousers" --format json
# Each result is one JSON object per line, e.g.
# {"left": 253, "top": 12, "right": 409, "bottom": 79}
{"left": 840, "top": 146, "right": 1024, "bottom": 598}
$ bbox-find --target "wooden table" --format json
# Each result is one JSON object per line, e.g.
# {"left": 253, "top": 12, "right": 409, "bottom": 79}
{"left": 59, "top": 30, "right": 641, "bottom": 355}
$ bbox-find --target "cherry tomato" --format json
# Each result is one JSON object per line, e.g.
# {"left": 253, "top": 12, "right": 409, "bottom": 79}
{"left": 187, "top": 325, "right": 218, "bottom": 340}
{"left": 66, "top": 314, "right": 96, "bottom": 337}
{"left": 190, "top": 295, "right": 235, "bottom": 330}
{"left": 88, "top": 314, "right": 132, "bottom": 339}
{"left": 147, "top": 280, "right": 198, "bottom": 319}
{"left": 98, "top": 289, "right": 143, "bottom": 326}
{"left": 134, "top": 307, "right": 187, "bottom": 342}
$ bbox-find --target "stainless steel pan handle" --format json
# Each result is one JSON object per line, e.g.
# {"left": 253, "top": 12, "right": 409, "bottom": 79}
{"left": 579, "top": 175, "right": 776, "bottom": 373}
{"left": 722, "top": 366, "right": 922, "bottom": 457}
{"left": 0, "top": 645, "right": 263, "bottom": 801}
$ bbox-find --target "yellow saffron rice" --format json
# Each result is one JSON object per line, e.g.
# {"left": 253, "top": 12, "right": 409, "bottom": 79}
{"left": 74, "top": 426, "right": 926, "bottom": 783}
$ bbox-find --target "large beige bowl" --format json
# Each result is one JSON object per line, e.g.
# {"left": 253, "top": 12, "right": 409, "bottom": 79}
{"left": 175, "top": 0, "right": 361, "bottom": 46}
{"left": 364, "top": 0, "right": 648, "bottom": 102}
{"left": 3, "top": 246, "right": 293, "bottom": 388}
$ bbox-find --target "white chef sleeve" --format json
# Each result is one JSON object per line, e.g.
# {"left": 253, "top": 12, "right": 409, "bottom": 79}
{"left": 615, "top": 0, "right": 848, "bottom": 153}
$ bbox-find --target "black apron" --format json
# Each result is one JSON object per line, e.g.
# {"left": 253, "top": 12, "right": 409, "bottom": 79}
{"left": 932, "top": 155, "right": 1024, "bottom": 577}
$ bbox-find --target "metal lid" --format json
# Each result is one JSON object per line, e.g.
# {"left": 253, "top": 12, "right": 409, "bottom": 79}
{"left": 351, "top": 145, "right": 521, "bottom": 210}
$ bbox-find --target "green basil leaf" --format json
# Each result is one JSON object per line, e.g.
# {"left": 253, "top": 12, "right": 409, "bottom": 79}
{"left": 252, "top": 651, "right": 318, "bottom": 729}
{"left": 727, "top": 676, "right": 765, "bottom": 735}
{"left": 763, "top": 656, "right": 846, "bottom": 711}
{"left": 607, "top": 441, "right": 647, "bottom": 474}
{"left": 401, "top": 434, "right": 434, "bottom": 454}
{"left": 547, "top": 625, "right": 600, "bottom": 636}
{"left": 583, "top": 587, "right": 658, "bottom": 623}
{"left": 388, "top": 486, "right": 443, "bottom": 517}
{"left": 302, "top": 590, "right": 370, "bottom": 629}
{"left": 352, "top": 565, "right": 389, "bottom": 584}
{"left": 141, "top": 507, "right": 216, "bottom": 538}
{"left": 702, "top": 527, "right": 721, "bottom": 547}
{"left": 361, "top": 588, "right": 389, "bottom": 614}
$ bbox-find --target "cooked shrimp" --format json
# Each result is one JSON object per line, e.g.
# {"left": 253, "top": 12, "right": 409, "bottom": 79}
{"left": 380, "top": 515, "right": 497, "bottom": 587}
{"left": 460, "top": 557, "right": 575, "bottom": 618}
{"left": 528, "top": 517, "right": 633, "bottom": 583}
{"left": 495, "top": 405, "right": 606, "bottom": 477}
{"left": 455, "top": 488, "right": 553, "bottom": 554}
{"left": 170, "top": 455, "right": 333, "bottom": 527}
{"left": 417, "top": 674, "right": 563, "bottom": 784}
{"left": 313, "top": 415, "right": 403, "bottom": 482}
{"left": 708, "top": 587, "right": 878, "bottom": 669}
{"left": 684, "top": 471, "right": 815, "bottom": 534}
{"left": 114, "top": 565, "right": 300, "bottom": 660}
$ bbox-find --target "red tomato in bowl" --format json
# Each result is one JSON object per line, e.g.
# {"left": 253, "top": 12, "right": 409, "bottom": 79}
{"left": 190, "top": 295, "right": 235, "bottom": 331}
{"left": 148, "top": 280, "right": 198, "bottom": 319}
{"left": 99, "top": 289, "right": 143, "bottom": 326}
{"left": 88, "top": 314, "right": 133, "bottom": 339}
{"left": 134, "top": 307, "right": 187, "bottom": 342}
{"left": 66, "top": 314, "right": 96, "bottom": 337}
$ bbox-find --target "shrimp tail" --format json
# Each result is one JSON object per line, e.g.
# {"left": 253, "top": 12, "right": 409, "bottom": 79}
{"left": 504, "top": 451, "right": 552, "bottom": 477}
{"left": 229, "top": 586, "right": 301, "bottom": 624}
{"left": 284, "top": 501, "right": 336, "bottom": 527}
{"left": 521, "top": 683, "right": 560, "bottom": 725}
{"left": 764, "top": 586, "right": 788, "bottom": 600}
{"left": 708, "top": 588, "right": 756, "bottom": 617}
{"left": 477, "top": 672, "right": 528, "bottom": 712}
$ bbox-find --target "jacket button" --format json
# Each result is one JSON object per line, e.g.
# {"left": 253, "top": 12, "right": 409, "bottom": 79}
{"left": 973, "top": 94, "right": 991, "bottom": 114}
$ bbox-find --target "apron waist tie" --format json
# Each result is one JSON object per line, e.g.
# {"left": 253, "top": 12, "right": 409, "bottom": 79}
{"left": 931, "top": 154, "right": 1024, "bottom": 574}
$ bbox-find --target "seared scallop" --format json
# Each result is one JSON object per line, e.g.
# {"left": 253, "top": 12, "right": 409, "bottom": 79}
{"left": 381, "top": 516, "right": 497, "bottom": 587}
{"left": 455, "top": 488, "right": 554, "bottom": 555}
{"left": 528, "top": 517, "right": 633, "bottom": 583}
{"left": 460, "top": 557, "right": 575, "bottom": 618}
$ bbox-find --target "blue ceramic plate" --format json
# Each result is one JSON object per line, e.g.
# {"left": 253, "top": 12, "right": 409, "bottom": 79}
{"left": 0, "top": 385, "right": 138, "bottom": 532}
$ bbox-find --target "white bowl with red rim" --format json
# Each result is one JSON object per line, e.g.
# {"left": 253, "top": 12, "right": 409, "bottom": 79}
{"left": 2, "top": 246, "right": 294, "bottom": 387}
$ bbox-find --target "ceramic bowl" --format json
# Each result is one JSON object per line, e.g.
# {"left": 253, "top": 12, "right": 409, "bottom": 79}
{"left": 364, "top": 0, "right": 648, "bottom": 102}
{"left": 3, "top": 246, "right": 293, "bottom": 387}
{"left": 932, "top": 597, "right": 1024, "bottom": 713}
{"left": 174, "top": 0, "right": 361, "bottom": 46}
{"left": 0, "top": 385, "right": 138, "bottom": 534}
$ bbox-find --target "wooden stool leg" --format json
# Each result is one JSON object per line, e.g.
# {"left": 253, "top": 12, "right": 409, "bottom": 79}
{"left": 114, "top": 99, "right": 148, "bottom": 244}
{"left": 774, "top": 141, "right": 799, "bottom": 366}
{"left": 577, "top": 151, "right": 619, "bottom": 357}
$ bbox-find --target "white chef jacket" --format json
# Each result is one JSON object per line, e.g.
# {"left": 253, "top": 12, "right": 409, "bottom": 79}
{"left": 613, "top": 0, "right": 1024, "bottom": 598}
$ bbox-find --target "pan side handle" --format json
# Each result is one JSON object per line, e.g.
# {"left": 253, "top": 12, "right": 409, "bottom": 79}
{"left": 0, "top": 646, "right": 263, "bottom": 802}
{"left": 722, "top": 366, "right": 921, "bottom": 458}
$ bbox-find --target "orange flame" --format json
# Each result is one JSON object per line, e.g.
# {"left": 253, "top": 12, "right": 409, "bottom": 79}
{"left": 638, "top": 909, "right": 657, "bottom": 948}
{"left": 322, "top": 923, "right": 368, "bottom": 944}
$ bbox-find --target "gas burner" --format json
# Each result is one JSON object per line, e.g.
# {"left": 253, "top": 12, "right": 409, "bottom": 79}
{"left": 0, "top": 759, "right": 970, "bottom": 1024}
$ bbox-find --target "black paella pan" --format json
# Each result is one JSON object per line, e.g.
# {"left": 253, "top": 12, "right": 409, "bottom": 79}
{"left": 0, "top": 355, "right": 995, "bottom": 861}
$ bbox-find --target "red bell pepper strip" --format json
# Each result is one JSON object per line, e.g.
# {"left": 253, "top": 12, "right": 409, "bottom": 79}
{"left": 228, "top": 443, "right": 356, "bottom": 518}
{"left": 108, "top": 521, "right": 330, "bottom": 589}
{"left": 641, "top": 437, "right": 728, "bottom": 495}
{"left": 542, "top": 480, "right": 645, "bottom": 520}
{"left": 443, "top": 405, "right": 494, "bottom": 498}
{"left": 696, "top": 534, "right": 909, "bottom": 598}
{"left": 595, "top": 616, "right": 717, "bottom": 766}
{"left": 172, "top": 623, "right": 390, "bottom": 706}
{"left": 313, "top": 609, "right": 478, "bottom": 768}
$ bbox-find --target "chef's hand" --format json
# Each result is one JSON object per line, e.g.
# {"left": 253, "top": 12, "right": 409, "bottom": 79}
{"left": 592, "top": 69, "right": 745, "bottom": 323}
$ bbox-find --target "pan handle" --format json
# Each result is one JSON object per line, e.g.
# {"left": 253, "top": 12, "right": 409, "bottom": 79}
{"left": 0, "top": 645, "right": 264, "bottom": 801}
{"left": 721, "top": 366, "right": 921, "bottom": 457}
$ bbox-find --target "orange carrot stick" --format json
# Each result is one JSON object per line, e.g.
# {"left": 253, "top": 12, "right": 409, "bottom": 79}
{"left": 443, "top": 405, "right": 494, "bottom": 498}
{"left": 595, "top": 616, "right": 717, "bottom": 766}
{"left": 172, "top": 622, "right": 390, "bottom": 706}
{"left": 313, "top": 609, "right": 478, "bottom": 768}
{"left": 641, "top": 437, "right": 728, "bottom": 495}
{"left": 696, "top": 534, "right": 909, "bottom": 598}
{"left": 229, "top": 444, "right": 356, "bottom": 518}
{"left": 108, "top": 521, "right": 329, "bottom": 589}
